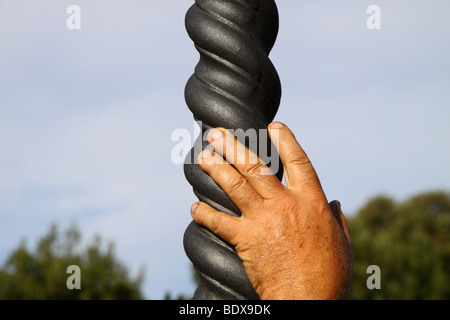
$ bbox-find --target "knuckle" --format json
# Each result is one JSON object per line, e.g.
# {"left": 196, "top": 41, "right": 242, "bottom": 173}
{"left": 227, "top": 176, "right": 248, "bottom": 194}
{"left": 244, "top": 161, "right": 265, "bottom": 177}
{"left": 209, "top": 212, "right": 223, "bottom": 233}
{"left": 285, "top": 150, "right": 311, "bottom": 168}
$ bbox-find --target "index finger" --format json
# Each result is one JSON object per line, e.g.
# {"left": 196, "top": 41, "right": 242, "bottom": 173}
{"left": 207, "top": 128, "right": 284, "bottom": 200}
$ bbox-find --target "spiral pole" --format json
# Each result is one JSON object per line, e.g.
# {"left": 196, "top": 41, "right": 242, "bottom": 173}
{"left": 183, "top": 0, "right": 282, "bottom": 300}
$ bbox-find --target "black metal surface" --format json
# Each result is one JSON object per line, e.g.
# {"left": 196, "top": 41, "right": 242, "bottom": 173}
{"left": 183, "top": 0, "right": 282, "bottom": 300}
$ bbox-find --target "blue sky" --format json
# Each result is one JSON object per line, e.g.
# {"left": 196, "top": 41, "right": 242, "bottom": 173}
{"left": 0, "top": 0, "right": 449, "bottom": 299}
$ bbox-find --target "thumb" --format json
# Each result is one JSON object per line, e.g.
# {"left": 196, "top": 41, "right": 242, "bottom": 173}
{"left": 268, "top": 122, "right": 323, "bottom": 194}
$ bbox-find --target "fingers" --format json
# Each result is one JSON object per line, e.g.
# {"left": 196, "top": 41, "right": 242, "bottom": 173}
{"left": 191, "top": 202, "right": 239, "bottom": 245}
{"left": 329, "top": 200, "right": 353, "bottom": 250}
{"left": 204, "top": 128, "right": 284, "bottom": 199}
{"left": 199, "top": 149, "right": 262, "bottom": 211}
{"left": 268, "top": 122, "right": 323, "bottom": 193}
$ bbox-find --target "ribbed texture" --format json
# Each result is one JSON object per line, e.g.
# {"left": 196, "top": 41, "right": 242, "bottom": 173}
{"left": 183, "top": 0, "right": 282, "bottom": 300}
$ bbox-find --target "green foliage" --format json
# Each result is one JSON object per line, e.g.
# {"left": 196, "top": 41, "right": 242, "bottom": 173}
{"left": 3, "top": 190, "right": 448, "bottom": 300}
{"left": 0, "top": 224, "right": 145, "bottom": 300}
{"left": 347, "top": 191, "right": 450, "bottom": 300}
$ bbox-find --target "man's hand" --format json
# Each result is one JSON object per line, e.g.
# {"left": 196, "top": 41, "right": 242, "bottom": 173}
{"left": 190, "top": 122, "right": 353, "bottom": 300}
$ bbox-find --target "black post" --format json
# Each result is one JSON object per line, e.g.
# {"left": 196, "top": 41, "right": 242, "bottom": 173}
{"left": 183, "top": 0, "right": 283, "bottom": 300}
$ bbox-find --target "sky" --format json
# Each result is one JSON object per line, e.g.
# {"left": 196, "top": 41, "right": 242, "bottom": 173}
{"left": 0, "top": 0, "right": 449, "bottom": 299}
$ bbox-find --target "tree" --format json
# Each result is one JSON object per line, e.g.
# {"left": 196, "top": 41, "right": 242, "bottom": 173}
{"left": 0, "top": 224, "right": 145, "bottom": 300}
{"left": 347, "top": 191, "right": 450, "bottom": 299}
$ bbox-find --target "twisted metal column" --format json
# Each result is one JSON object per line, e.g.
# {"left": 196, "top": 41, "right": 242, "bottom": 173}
{"left": 183, "top": 0, "right": 282, "bottom": 300}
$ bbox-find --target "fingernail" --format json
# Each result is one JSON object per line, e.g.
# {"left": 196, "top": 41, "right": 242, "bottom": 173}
{"left": 270, "top": 122, "right": 284, "bottom": 129}
{"left": 202, "top": 149, "right": 213, "bottom": 159}
{"left": 191, "top": 203, "right": 199, "bottom": 214}
{"left": 209, "top": 129, "right": 224, "bottom": 142}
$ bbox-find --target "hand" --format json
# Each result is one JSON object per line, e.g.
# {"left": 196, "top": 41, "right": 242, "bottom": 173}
{"left": 190, "top": 122, "right": 353, "bottom": 300}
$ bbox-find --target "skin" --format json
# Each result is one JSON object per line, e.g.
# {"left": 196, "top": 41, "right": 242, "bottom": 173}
{"left": 190, "top": 122, "right": 353, "bottom": 300}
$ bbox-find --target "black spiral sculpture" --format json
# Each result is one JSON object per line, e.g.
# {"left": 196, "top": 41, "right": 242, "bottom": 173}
{"left": 183, "top": 0, "right": 283, "bottom": 300}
